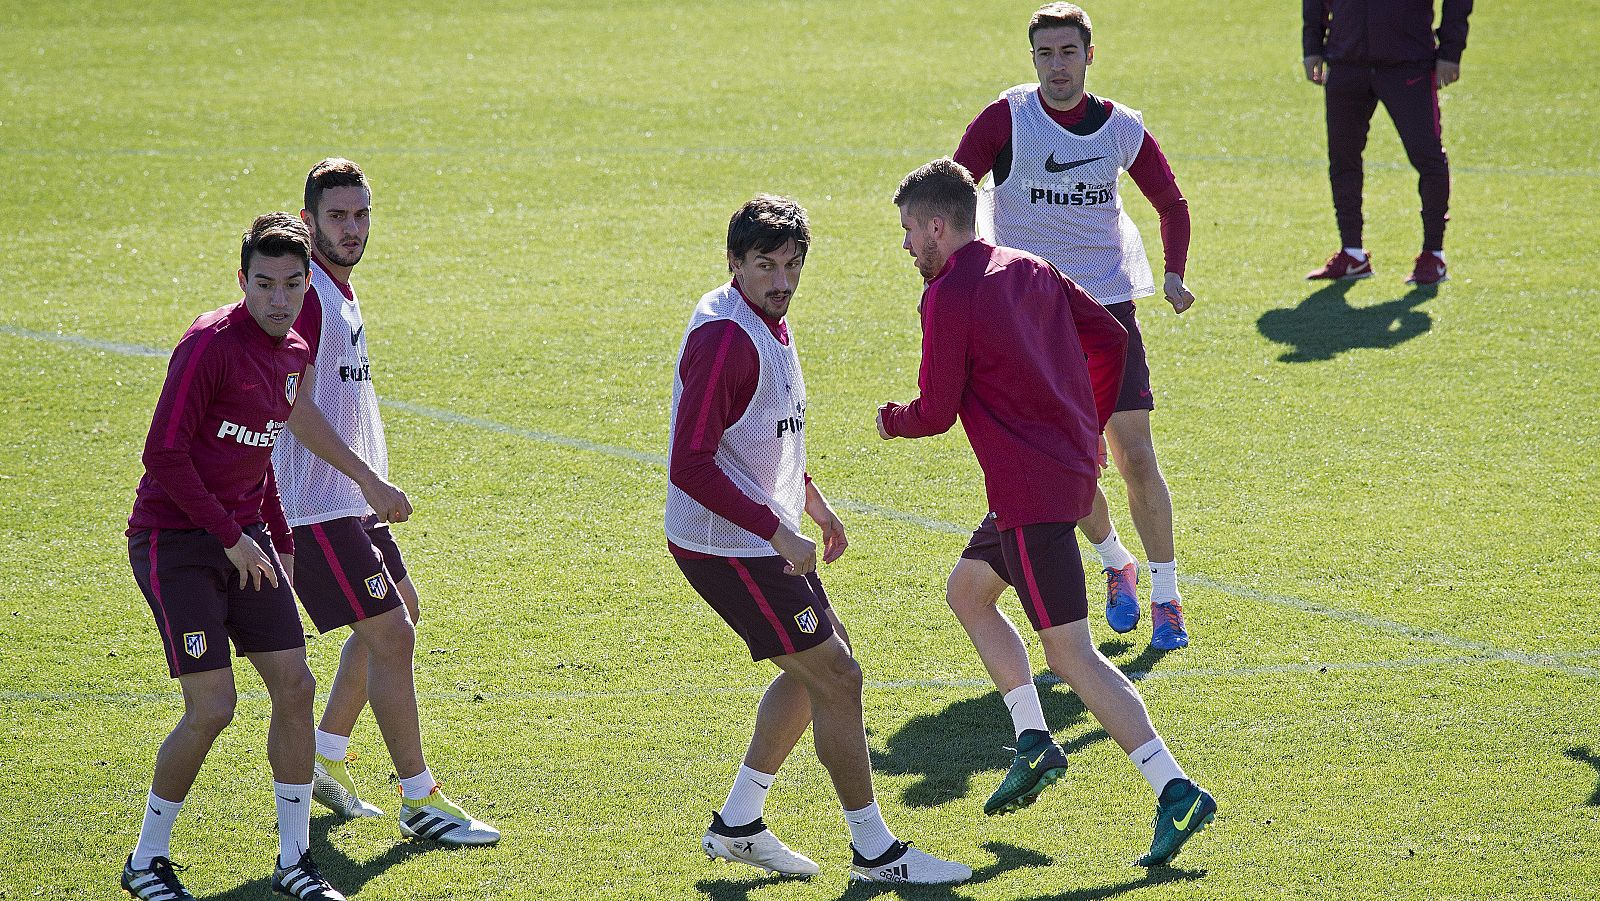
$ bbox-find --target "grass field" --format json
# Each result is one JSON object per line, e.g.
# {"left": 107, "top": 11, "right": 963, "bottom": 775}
{"left": 3, "top": 1, "right": 1598, "bottom": 898}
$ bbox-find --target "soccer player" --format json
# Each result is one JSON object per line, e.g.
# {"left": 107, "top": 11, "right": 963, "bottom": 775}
{"left": 271, "top": 159, "right": 497, "bottom": 844}
{"left": 123, "top": 213, "right": 346, "bottom": 900}
{"left": 953, "top": 2, "right": 1196, "bottom": 650}
{"left": 878, "top": 159, "right": 1215, "bottom": 867}
{"left": 668, "top": 196, "right": 971, "bottom": 885}
{"left": 1302, "top": 0, "right": 1471, "bottom": 286}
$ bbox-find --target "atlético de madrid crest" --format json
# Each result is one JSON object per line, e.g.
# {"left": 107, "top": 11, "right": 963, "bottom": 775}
{"left": 285, "top": 372, "right": 300, "bottom": 404}
{"left": 794, "top": 606, "right": 819, "bottom": 635}
{"left": 183, "top": 631, "right": 207, "bottom": 659}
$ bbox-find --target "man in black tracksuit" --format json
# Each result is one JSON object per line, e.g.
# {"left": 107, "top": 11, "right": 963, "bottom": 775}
{"left": 1302, "top": 0, "right": 1472, "bottom": 286}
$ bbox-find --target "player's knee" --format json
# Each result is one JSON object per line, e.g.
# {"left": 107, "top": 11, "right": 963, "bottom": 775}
{"left": 184, "top": 694, "right": 236, "bottom": 737}
{"left": 281, "top": 665, "right": 317, "bottom": 709}
{"left": 1118, "top": 445, "right": 1163, "bottom": 485}
{"left": 815, "top": 651, "right": 863, "bottom": 700}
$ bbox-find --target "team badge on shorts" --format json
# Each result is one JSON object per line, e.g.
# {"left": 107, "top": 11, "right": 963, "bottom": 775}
{"left": 794, "top": 606, "right": 818, "bottom": 635}
{"left": 365, "top": 573, "right": 388, "bottom": 600}
{"left": 183, "top": 631, "right": 208, "bottom": 659}
{"left": 285, "top": 372, "right": 300, "bottom": 404}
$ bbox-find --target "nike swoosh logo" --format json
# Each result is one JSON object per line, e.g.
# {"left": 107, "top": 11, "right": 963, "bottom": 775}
{"left": 351, "top": 325, "right": 364, "bottom": 346}
{"left": 149, "top": 805, "right": 163, "bottom": 815}
{"left": 1406, "top": 75, "right": 1426, "bottom": 86}
{"left": 751, "top": 779, "right": 771, "bottom": 790}
{"left": 241, "top": 381, "right": 260, "bottom": 390}
{"left": 1028, "top": 750, "right": 1051, "bottom": 770}
{"left": 277, "top": 794, "right": 303, "bottom": 804}
{"left": 1172, "top": 795, "right": 1203, "bottom": 831}
{"left": 1140, "top": 751, "right": 1160, "bottom": 765}
{"left": 1044, "top": 153, "right": 1104, "bottom": 173}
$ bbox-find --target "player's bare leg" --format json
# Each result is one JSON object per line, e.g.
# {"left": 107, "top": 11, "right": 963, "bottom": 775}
{"left": 343, "top": 605, "right": 425, "bottom": 779}
{"left": 742, "top": 613, "right": 850, "bottom": 774}
{"left": 1106, "top": 410, "right": 1188, "bottom": 648}
{"left": 1104, "top": 411, "right": 1173, "bottom": 563}
{"left": 945, "top": 558, "right": 1031, "bottom": 694}
{"left": 149, "top": 668, "right": 237, "bottom": 802}
{"left": 946, "top": 557, "right": 1068, "bottom": 814}
{"left": 316, "top": 574, "right": 421, "bottom": 740}
{"left": 1037, "top": 620, "right": 1156, "bottom": 753}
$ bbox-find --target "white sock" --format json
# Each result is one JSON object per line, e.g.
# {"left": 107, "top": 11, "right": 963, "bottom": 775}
{"left": 399, "top": 767, "right": 436, "bottom": 801}
{"left": 273, "top": 781, "right": 311, "bottom": 868}
{"left": 314, "top": 729, "right": 350, "bottom": 762}
{"left": 1091, "top": 527, "right": 1137, "bottom": 570}
{"left": 1343, "top": 247, "right": 1367, "bottom": 262}
{"left": 131, "top": 791, "right": 183, "bottom": 869}
{"left": 1430, "top": 250, "right": 1446, "bottom": 261}
{"left": 1130, "top": 737, "right": 1187, "bottom": 796}
{"left": 719, "top": 765, "right": 774, "bottom": 828}
{"left": 1002, "top": 684, "right": 1049, "bottom": 738}
{"left": 1148, "top": 560, "right": 1180, "bottom": 604}
{"left": 844, "top": 801, "right": 898, "bottom": 860}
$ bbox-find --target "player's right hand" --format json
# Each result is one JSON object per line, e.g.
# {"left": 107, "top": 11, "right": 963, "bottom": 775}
{"left": 224, "top": 534, "right": 279, "bottom": 591}
{"left": 360, "top": 475, "right": 413, "bottom": 524}
{"left": 1303, "top": 54, "right": 1326, "bottom": 84}
{"left": 771, "top": 526, "right": 818, "bottom": 576}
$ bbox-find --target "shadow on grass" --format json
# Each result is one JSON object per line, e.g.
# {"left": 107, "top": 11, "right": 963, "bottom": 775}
{"left": 1563, "top": 746, "right": 1600, "bottom": 806}
{"left": 202, "top": 815, "right": 444, "bottom": 900}
{"left": 831, "top": 843, "right": 1203, "bottom": 901}
{"left": 872, "top": 640, "right": 1171, "bottom": 809}
{"left": 1257, "top": 279, "right": 1437, "bottom": 362}
{"left": 698, "top": 841, "right": 1053, "bottom": 901}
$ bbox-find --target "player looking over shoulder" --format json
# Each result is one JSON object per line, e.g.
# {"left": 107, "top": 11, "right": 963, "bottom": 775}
{"left": 954, "top": 2, "right": 1196, "bottom": 650}
{"left": 271, "top": 158, "right": 497, "bottom": 846}
{"left": 668, "top": 196, "right": 971, "bottom": 885}
{"left": 878, "top": 159, "right": 1215, "bottom": 868}
{"left": 123, "top": 213, "right": 346, "bottom": 900}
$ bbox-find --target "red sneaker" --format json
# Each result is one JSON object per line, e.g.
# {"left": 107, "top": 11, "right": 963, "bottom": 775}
{"left": 1405, "top": 253, "right": 1448, "bottom": 286}
{"left": 1306, "top": 250, "right": 1373, "bottom": 281}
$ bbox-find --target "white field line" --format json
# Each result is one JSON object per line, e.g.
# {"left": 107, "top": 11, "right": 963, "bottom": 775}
{"left": 5, "top": 324, "right": 1597, "bottom": 680}
{"left": 0, "top": 653, "right": 1526, "bottom": 706}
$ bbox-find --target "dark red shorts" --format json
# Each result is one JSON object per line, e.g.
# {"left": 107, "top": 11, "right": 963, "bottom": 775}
{"left": 961, "top": 515, "right": 1088, "bottom": 630}
{"left": 128, "top": 525, "right": 306, "bottom": 678}
{"left": 1106, "top": 300, "right": 1154, "bottom": 412}
{"left": 675, "top": 554, "right": 835, "bottom": 661}
{"left": 291, "top": 516, "right": 405, "bottom": 633}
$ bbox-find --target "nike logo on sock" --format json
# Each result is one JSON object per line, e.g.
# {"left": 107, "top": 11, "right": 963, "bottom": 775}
{"left": 751, "top": 779, "right": 771, "bottom": 790}
{"left": 1140, "top": 751, "right": 1161, "bottom": 765}
{"left": 149, "top": 805, "right": 163, "bottom": 815}
{"left": 276, "top": 794, "right": 303, "bottom": 803}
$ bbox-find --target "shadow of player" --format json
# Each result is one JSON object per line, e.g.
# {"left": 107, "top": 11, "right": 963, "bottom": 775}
{"left": 1564, "top": 746, "right": 1600, "bottom": 806}
{"left": 830, "top": 842, "right": 1202, "bottom": 901}
{"left": 201, "top": 815, "right": 439, "bottom": 900}
{"left": 872, "top": 639, "right": 1172, "bottom": 810}
{"left": 698, "top": 842, "right": 1052, "bottom": 900}
{"left": 1257, "top": 279, "right": 1437, "bottom": 363}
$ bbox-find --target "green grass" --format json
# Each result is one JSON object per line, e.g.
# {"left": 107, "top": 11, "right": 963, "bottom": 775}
{"left": 3, "top": 1, "right": 1598, "bottom": 898}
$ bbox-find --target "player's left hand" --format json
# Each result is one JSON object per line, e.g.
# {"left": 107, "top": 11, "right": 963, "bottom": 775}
{"left": 875, "top": 403, "right": 894, "bottom": 440}
{"left": 1163, "top": 272, "right": 1196, "bottom": 314}
{"left": 279, "top": 552, "right": 295, "bottom": 587}
{"left": 811, "top": 507, "right": 849, "bottom": 563}
{"left": 1436, "top": 60, "right": 1461, "bottom": 87}
{"left": 359, "top": 475, "right": 413, "bottom": 524}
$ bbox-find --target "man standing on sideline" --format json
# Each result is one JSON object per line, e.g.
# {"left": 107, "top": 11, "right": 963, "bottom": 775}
{"left": 668, "top": 196, "right": 971, "bottom": 884}
{"left": 272, "top": 159, "right": 498, "bottom": 845}
{"left": 1303, "top": 0, "right": 1472, "bottom": 285}
{"left": 123, "top": 213, "right": 347, "bottom": 900}
{"left": 954, "top": 2, "right": 1197, "bottom": 650}
{"left": 878, "top": 160, "right": 1215, "bottom": 867}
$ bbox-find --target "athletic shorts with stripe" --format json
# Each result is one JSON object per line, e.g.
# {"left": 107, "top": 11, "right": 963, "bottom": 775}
{"left": 290, "top": 515, "right": 406, "bottom": 633}
{"left": 674, "top": 554, "right": 835, "bottom": 661}
{"left": 1105, "top": 300, "right": 1154, "bottom": 412}
{"left": 128, "top": 523, "right": 306, "bottom": 678}
{"left": 960, "top": 514, "right": 1089, "bottom": 630}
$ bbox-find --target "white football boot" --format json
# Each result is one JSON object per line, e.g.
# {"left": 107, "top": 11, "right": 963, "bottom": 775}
{"left": 399, "top": 786, "right": 500, "bottom": 845}
{"left": 702, "top": 813, "right": 819, "bottom": 876}
{"left": 311, "top": 754, "right": 384, "bottom": 819}
{"left": 848, "top": 841, "right": 972, "bottom": 884}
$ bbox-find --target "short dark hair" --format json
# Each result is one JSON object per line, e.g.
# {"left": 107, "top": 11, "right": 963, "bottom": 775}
{"left": 304, "top": 157, "right": 368, "bottom": 216}
{"left": 893, "top": 158, "right": 977, "bottom": 233}
{"left": 727, "top": 195, "right": 810, "bottom": 264}
{"left": 1030, "top": 2, "right": 1092, "bottom": 47}
{"left": 240, "top": 212, "right": 311, "bottom": 275}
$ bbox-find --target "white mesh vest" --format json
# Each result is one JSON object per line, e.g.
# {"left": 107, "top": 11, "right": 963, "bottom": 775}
{"left": 665, "top": 284, "right": 807, "bottom": 557}
{"left": 272, "top": 260, "right": 389, "bottom": 526}
{"left": 986, "top": 85, "right": 1154, "bottom": 306}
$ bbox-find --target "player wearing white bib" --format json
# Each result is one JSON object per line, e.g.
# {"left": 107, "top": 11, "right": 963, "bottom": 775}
{"left": 273, "top": 158, "right": 497, "bottom": 846}
{"left": 670, "top": 197, "right": 969, "bottom": 885}
{"left": 955, "top": 2, "right": 1197, "bottom": 651}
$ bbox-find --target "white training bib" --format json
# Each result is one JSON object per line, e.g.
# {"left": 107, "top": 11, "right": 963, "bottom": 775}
{"left": 272, "top": 259, "right": 389, "bottom": 526}
{"left": 990, "top": 85, "right": 1155, "bottom": 306}
{"left": 665, "top": 283, "right": 807, "bottom": 557}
